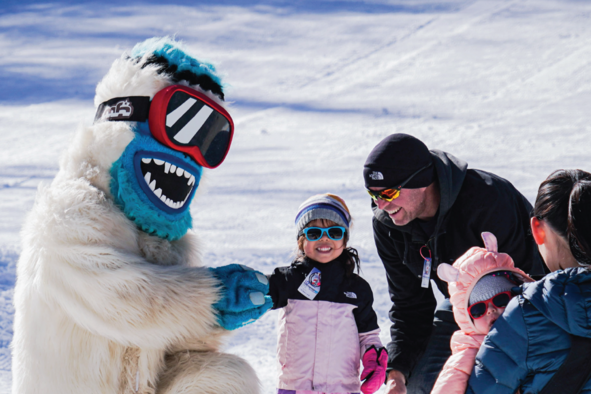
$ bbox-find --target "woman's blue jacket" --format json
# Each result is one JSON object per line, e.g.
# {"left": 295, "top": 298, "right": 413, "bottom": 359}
{"left": 466, "top": 267, "right": 591, "bottom": 394}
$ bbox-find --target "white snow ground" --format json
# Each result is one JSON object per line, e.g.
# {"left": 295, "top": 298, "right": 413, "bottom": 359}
{"left": 1, "top": 0, "right": 591, "bottom": 392}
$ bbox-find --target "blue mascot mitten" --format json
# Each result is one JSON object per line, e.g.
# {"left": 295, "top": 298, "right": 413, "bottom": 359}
{"left": 210, "top": 264, "right": 273, "bottom": 330}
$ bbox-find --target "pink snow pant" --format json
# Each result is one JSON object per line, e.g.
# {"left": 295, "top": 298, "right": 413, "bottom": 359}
{"left": 277, "top": 390, "right": 359, "bottom": 394}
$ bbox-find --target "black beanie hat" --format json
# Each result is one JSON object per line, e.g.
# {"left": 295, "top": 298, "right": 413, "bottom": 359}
{"left": 363, "top": 134, "right": 435, "bottom": 188}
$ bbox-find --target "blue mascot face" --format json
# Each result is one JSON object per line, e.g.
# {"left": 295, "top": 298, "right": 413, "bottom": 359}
{"left": 110, "top": 121, "right": 203, "bottom": 240}
{"left": 100, "top": 37, "right": 229, "bottom": 241}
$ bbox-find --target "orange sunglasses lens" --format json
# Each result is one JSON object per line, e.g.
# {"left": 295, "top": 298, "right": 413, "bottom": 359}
{"left": 367, "top": 188, "right": 401, "bottom": 202}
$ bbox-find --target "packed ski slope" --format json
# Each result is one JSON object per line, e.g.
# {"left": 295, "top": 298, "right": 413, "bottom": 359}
{"left": 1, "top": 0, "right": 590, "bottom": 392}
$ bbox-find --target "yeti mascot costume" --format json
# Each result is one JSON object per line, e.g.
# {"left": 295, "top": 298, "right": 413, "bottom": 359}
{"left": 12, "top": 37, "right": 273, "bottom": 394}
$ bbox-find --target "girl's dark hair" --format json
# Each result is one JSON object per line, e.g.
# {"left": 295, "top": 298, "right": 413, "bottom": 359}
{"left": 533, "top": 169, "right": 591, "bottom": 266}
{"left": 341, "top": 247, "right": 361, "bottom": 277}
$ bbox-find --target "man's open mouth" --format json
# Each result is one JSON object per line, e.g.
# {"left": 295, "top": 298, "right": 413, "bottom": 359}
{"left": 139, "top": 157, "right": 196, "bottom": 209}
{"left": 387, "top": 207, "right": 402, "bottom": 215}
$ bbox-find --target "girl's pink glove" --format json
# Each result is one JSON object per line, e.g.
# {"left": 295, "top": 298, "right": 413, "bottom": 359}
{"left": 360, "top": 346, "right": 388, "bottom": 394}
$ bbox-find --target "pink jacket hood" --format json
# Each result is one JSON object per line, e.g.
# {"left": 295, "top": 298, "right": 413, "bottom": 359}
{"left": 431, "top": 233, "right": 535, "bottom": 394}
{"left": 437, "top": 232, "right": 533, "bottom": 335}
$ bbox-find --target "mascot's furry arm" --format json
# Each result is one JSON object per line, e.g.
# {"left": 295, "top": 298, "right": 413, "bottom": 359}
{"left": 22, "top": 173, "right": 269, "bottom": 348}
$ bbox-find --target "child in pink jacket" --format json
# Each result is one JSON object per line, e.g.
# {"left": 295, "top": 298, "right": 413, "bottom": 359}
{"left": 431, "top": 232, "right": 533, "bottom": 394}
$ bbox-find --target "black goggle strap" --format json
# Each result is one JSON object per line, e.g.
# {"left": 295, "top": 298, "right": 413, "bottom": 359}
{"left": 94, "top": 96, "right": 151, "bottom": 124}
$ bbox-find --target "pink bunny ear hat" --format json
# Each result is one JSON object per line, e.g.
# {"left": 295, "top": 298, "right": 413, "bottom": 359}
{"left": 437, "top": 232, "right": 533, "bottom": 334}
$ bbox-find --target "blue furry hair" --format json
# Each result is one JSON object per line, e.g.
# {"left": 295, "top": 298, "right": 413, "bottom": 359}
{"left": 110, "top": 130, "right": 203, "bottom": 241}
{"left": 131, "top": 37, "right": 226, "bottom": 100}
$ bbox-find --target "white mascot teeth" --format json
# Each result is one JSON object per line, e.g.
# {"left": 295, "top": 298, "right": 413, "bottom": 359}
{"left": 12, "top": 37, "right": 272, "bottom": 394}
{"left": 140, "top": 158, "right": 195, "bottom": 208}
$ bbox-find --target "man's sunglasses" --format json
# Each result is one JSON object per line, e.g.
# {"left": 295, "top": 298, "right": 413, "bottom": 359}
{"left": 366, "top": 163, "right": 432, "bottom": 202}
{"left": 302, "top": 226, "right": 346, "bottom": 242}
{"left": 468, "top": 291, "right": 513, "bottom": 320}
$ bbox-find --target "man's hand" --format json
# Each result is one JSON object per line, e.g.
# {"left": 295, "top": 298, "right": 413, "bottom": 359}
{"left": 385, "top": 369, "right": 407, "bottom": 394}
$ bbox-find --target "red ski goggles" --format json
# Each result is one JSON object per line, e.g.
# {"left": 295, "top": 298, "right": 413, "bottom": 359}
{"left": 94, "top": 85, "right": 234, "bottom": 169}
{"left": 468, "top": 291, "right": 513, "bottom": 320}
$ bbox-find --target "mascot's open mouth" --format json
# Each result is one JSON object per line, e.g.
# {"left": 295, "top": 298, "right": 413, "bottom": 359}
{"left": 139, "top": 156, "right": 197, "bottom": 210}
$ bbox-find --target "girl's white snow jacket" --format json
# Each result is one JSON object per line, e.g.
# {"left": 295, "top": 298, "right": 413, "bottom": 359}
{"left": 268, "top": 253, "right": 382, "bottom": 393}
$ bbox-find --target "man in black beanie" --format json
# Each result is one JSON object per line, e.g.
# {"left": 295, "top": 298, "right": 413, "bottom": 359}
{"left": 363, "top": 134, "right": 544, "bottom": 394}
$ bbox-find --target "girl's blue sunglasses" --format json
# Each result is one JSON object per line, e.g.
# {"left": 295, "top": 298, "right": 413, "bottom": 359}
{"left": 302, "top": 226, "right": 346, "bottom": 241}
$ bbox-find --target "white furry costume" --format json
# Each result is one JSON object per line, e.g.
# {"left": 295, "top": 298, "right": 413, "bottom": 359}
{"left": 12, "top": 38, "right": 270, "bottom": 394}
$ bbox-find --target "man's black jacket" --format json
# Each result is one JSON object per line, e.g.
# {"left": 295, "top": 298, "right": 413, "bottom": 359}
{"left": 372, "top": 150, "right": 544, "bottom": 379}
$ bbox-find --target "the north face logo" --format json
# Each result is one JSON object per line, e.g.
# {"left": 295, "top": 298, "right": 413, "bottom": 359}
{"left": 369, "top": 171, "right": 384, "bottom": 180}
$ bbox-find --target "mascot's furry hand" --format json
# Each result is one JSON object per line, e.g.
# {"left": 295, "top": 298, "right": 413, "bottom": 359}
{"left": 360, "top": 346, "right": 388, "bottom": 394}
{"left": 210, "top": 264, "right": 273, "bottom": 330}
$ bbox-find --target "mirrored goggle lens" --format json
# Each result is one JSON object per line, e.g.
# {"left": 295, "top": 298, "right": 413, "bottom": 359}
{"left": 367, "top": 188, "right": 401, "bottom": 202}
{"left": 165, "top": 91, "right": 232, "bottom": 168}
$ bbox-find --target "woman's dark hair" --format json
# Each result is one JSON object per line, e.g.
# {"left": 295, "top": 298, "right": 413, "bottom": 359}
{"left": 568, "top": 180, "right": 591, "bottom": 265}
{"left": 533, "top": 169, "right": 591, "bottom": 266}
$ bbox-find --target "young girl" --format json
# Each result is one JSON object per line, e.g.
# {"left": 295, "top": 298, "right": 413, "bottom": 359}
{"left": 267, "top": 193, "right": 386, "bottom": 394}
{"left": 432, "top": 232, "right": 532, "bottom": 394}
{"left": 467, "top": 170, "right": 591, "bottom": 394}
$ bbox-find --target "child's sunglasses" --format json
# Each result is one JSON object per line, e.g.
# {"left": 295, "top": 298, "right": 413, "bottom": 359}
{"left": 468, "top": 291, "right": 513, "bottom": 320}
{"left": 366, "top": 163, "right": 432, "bottom": 202}
{"left": 302, "top": 226, "right": 346, "bottom": 242}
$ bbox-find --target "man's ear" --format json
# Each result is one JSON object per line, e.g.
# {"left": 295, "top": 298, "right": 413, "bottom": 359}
{"left": 531, "top": 217, "right": 545, "bottom": 245}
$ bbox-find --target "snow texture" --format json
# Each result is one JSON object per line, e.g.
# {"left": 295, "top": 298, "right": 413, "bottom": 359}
{"left": 1, "top": 0, "right": 591, "bottom": 393}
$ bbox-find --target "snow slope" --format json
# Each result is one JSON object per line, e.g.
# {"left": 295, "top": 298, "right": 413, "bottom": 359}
{"left": 1, "top": 0, "right": 590, "bottom": 392}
